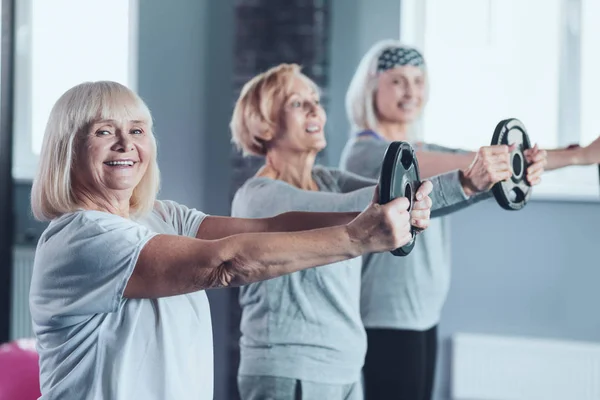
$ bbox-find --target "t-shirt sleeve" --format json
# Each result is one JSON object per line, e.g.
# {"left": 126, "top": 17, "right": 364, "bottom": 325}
{"left": 153, "top": 200, "right": 208, "bottom": 238}
{"left": 29, "top": 212, "right": 158, "bottom": 329}
{"left": 231, "top": 178, "right": 374, "bottom": 218}
{"left": 427, "top": 171, "right": 493, "bottom": 218}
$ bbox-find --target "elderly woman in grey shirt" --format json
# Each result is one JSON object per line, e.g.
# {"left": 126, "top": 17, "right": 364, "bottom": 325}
{"left": 229, "top": 63, "right": 521, "bottom": 400}
{"left": 340, "top": 39, "right": 597, "bottom": 400}
{"left": 29, "top": 80, "right": 420, "bottom": 400}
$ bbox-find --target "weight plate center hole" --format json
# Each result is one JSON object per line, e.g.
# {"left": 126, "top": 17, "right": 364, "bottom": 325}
{"left": 404, "top": 183, "right": 412, "bottom": 211}
{"left": 512, "top": 151, "right": 523, "bottom": 177}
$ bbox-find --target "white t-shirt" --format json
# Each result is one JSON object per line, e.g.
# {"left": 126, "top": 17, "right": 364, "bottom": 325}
{"left": 29, "top": 200, "right": 212, "bottom": 400}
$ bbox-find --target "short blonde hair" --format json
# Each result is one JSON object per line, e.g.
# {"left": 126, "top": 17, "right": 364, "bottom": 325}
{"left": 345, "top": 39, "right": 429, "bottom": 141}
{"left": 230, "top": 63, "right": 319, "bottom": 156}
{"left": 31, "top": 81, "right": 160, "bottom": 221}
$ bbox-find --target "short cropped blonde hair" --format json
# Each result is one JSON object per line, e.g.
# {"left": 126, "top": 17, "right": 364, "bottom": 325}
{"left": 230, "top": 63, "right": 319, "bottom": 156}
{"left": 346, "top": 39, "right": 429, "bottom": 141}
{"left": 31, "top": 81, "right": 160, "bottom": 221}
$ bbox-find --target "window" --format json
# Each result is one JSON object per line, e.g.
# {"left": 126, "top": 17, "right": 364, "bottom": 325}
{"left": 401, "top": 0, "right": 600, "bottom": 201}
{"left": 12, "top": 0, "right": 138, "bottom": 181}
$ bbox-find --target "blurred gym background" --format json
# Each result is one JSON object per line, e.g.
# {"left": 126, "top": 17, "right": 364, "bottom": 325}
{"left": 1, "top": 1, "right": 599, "bottom": 399}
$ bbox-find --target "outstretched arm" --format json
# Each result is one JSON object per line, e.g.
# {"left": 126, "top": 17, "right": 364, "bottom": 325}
{"left": 543, "top": 136, "right": 600, "bottom": 171}
{"left": 415, "top": 149, "right": 475, "bottom": 179}
{"left": 417, "top": 135, "right": 600, "bottom": 175}
{"left": 124, "top": 196, "right": 415, "bottom": 298}
{"left": 200, "top": 176, "right": 433, "bottom": 239}
{"left": 196, "top": 212, "right": 361, "bottom": 240}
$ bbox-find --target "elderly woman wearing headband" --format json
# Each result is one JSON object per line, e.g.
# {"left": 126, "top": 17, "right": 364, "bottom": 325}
{"left": 227, "top": 62, "right": 539, "bottom": 400}
{"left": 28, "top": 80, "right": 428, "bottom": 400}
{"left": 340, "top": 40, "right": 554, "bottom": 400}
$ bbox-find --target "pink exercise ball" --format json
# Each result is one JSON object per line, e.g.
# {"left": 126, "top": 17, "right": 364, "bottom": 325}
{"left": 0, "top": 338, "right": 41, "bottom": 400}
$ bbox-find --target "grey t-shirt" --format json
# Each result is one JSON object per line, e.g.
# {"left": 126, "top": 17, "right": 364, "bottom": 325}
{"left": 29, "top": 200, "right": 212, "bottom": 400}
{"left": 231, "top": 165, "right": 472, "bottom": 383}
{"left": 231, "top": 166, "right": 374, "bottom": 384}
{"left": 340, "top": 134, "right": 491, "bottom": 330}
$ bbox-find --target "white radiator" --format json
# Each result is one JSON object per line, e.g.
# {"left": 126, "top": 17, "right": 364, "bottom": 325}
{"left": 452, "top": 333, "right": 600, "bottom": 400}
{"left": 11, "top": 246, "right": 36, "bottom": 340}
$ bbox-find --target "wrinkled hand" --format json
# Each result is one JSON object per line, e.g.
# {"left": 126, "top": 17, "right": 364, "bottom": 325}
{"left": 348, "top": 193, "right": 412, "bottom": 255}
{"left": 524, "top": 144, "right": 547, "bottom": 185}
{"left": 410, "top": 180, "right": 433, "bottom": 231}
{"left": 460, "top": 145, "right": 514, "bottom": 196}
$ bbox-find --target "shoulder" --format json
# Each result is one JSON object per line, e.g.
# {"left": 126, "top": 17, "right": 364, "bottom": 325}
{"left": 234, "top": 176, "right": 282, "bottom": 200}
{"left": 38, "top": 210, "right": 152, "bottom": 254}
{"left": 33, "top": 210, "right": 156, "bottom": 288}
{"left": 41, "top": 210, "right": 129, "bottom": 239}
{"left": 347, "top": 133, "right": 388, "bottom": 153}
{"left": 231, "top": 177, "right": 290, "bottom": 217}
{"left": 314, "top": 165, "right": 356, "bottom": 181}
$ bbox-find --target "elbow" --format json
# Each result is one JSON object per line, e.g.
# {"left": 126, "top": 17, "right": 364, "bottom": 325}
{"left": 200, "top": 233, "right": 274, "bottom": 289}
{"left": 204, "top": 261, "right": 237, "bottom": 288}
{"left": 202, "top": 247, "right": 256, "bottom": 289}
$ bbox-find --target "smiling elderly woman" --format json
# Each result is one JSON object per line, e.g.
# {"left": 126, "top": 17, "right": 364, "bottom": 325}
{"left": 28, "top": 81, "right": 418, "bottom": 400}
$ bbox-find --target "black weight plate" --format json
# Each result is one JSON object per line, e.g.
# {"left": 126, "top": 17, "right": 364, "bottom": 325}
{"left": 490, "top": 118, "right": 532, "bottom": 210}
{"left": 378, "top": 141, "right": 422, "bottom": 256}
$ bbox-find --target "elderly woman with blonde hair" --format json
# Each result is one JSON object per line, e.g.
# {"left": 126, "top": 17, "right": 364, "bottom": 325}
{"left": 226, "top": 62, "right": 524, "bottom": 400}
{"left": 339, "top": 39, "right": 598, "bottom": 399}
{"left": 29, "top": 80, "right": 421, "bottom": 400}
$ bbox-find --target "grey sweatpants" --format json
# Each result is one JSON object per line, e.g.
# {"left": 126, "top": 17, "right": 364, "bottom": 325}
{"left": 238, "top": 375, "right": 363, "bottom": 400}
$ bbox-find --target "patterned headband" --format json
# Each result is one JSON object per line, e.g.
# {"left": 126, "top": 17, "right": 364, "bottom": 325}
{"left": 377, "top": 47, "right": 425, "bottom": 72}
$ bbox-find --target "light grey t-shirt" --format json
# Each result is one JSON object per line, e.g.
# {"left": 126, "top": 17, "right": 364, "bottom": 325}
{"left": 29, "top": 200, "right": 212, "bottom": 400}
{"left": 232, "top": 166, "right": 374, "bottom": 385}
{"left": 340, "top": 135, "right": 491, "bottom": 330}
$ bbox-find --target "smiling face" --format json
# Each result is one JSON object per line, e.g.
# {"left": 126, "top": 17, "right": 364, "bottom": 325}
{"left": 374, "top": 65, "right": 426, "bottom": 125}
{"left": 72, "top": 117, "right": 153, "bottom": 201}
{"left": 270, "top": 73, "right": 327, "bottom": 154}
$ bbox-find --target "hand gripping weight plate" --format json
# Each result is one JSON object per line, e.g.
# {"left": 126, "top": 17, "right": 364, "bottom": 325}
{"left": 491, "top": 118, "right": 532, "bottom": 210}
{"left": 378, "top": 141, "right": 422, "bottom": 256}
